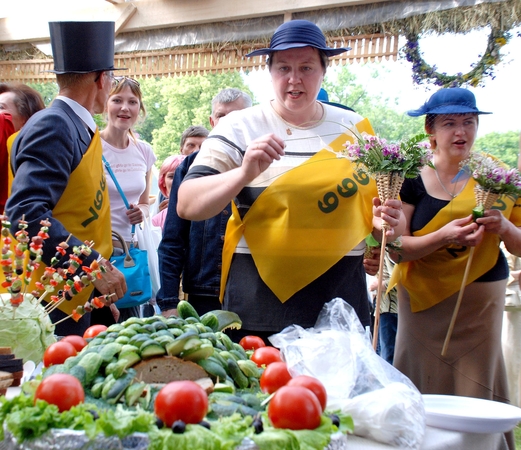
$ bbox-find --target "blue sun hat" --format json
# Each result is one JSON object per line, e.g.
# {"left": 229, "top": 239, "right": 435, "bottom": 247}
{"left": 246, "top": 20, "right": 350, "bottom": 57}
{"left": 407, "top": 88, "right": 491, "bottom": 116}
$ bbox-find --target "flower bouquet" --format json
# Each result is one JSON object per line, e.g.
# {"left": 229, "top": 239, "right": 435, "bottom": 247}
{"left": 342, "top": 131, "right": 432, "bottom": 349}
{"left": 441, "top": 153, "right": 521, "bottom": 356}
{"left": 343, "top": 132, "right": 432, "bottom": 228}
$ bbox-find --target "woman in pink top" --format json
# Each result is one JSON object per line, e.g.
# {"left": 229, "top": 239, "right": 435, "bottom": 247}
{"left": 152, "top": 155, "right": 186, "bottom": 229}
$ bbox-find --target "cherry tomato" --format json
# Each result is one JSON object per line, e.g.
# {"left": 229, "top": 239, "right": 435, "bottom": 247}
{"left": 260, "top": 361, "right": 292, "bottom": 394}
{"left": 35, "top": 373, "right": 85, "bottom": 412}
{"left": 154, "top": 380, "right": 208, "bottom": 427}
{"left": 61, "top": 335, "right": 88, "bottom": 352}
{"left": 251, "top": 346, "right": 282, "bottom": 367}
{"left": 268, "top": 385, "right": 322, "bottom": 430}
{"left": 83, "top": 324, "right": 108, "bottom": 339}
{"left": 287, "top": 375, "right": 327, "bottom": 411}
{"left": 43, "top": 341, "right": 77, "bottom": 367}
{"left": 239, "top": 335, "right": 266, "bottom": 351}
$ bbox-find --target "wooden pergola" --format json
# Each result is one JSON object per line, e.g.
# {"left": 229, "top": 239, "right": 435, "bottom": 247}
{"left": 0, "top": 0, "right": 519, "bottom": 82}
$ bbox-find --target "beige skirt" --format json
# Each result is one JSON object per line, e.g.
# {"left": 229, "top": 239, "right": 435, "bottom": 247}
{"left": 394, "top": 279, "right": 510, "bottom": 403}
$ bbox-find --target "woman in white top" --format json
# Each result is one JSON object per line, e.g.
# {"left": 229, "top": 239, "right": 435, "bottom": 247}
{"left": 96, "top": 77, "right": 156, "bottom": 324}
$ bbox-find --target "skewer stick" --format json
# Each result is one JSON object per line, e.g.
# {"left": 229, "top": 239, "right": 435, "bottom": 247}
{"left": 372, "top": 231, "right": 388, "bottom": 350}
{"left": 441, "top": 246, "right": 476, "bottom": 356}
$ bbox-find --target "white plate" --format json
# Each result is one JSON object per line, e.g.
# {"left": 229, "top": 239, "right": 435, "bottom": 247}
{"left": 423, "top": 394, "right": 521, "bottom": 434}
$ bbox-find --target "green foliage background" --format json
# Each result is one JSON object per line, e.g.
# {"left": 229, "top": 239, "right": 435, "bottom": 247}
{"left": 25, "top": 66, "right": 519, "bottom": 168}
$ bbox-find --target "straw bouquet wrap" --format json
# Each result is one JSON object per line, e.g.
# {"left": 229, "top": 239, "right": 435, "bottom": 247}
{"left": 441, "top": 153, "right": 521, "bottom": 356}
{"left": 342, "top": 131, "right": 431, "bottom": 349}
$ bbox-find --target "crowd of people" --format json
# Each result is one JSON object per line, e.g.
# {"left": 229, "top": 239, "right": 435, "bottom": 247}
{"left": 1, "top": 19, "right": 520, "bottom": 448}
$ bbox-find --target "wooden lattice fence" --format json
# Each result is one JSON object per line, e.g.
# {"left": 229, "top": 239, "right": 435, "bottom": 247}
{"left": 0, "top": 33, "right": 398, "bottom": 82}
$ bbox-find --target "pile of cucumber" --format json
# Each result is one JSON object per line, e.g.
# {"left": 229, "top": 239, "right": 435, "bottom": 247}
{"left": 42, "top": 301, "right": 264, "bottom": 411}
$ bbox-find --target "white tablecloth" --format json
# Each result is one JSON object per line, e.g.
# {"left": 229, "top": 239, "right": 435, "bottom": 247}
{"left": 347, "top": 427, "right": 508, "bottom": 450}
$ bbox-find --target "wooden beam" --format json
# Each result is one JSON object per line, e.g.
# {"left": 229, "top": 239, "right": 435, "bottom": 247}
{"left": 0, "top": 0, "right": 389, "bottom": 44}
{"left": 115, "top": 3, "right": 138, "bottom": 35}
{"left": 106, "top": 0, "right": 126, "bottom": 4}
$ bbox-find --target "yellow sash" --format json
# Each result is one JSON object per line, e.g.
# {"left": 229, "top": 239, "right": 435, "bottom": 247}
{"left": 6, "top": 131, "right": 18, "bottom": 198}
{"left": 390, "top": 179, "right": 521, "bottom": 312}
{"left": 220, "top": 119, "right": 377, "bottom": 303}
{"left": 21, "top": 130, "right": 112, "bottom": 315}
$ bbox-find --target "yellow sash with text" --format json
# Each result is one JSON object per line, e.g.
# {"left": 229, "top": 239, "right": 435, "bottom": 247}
{"left": 31, "top": 130, "right": 112, "bottom": 315}
{"left": 390, "top": 179, "right": 521, "bottom": 312}
{"left": 220, "top": 119, "right": 377, "bottom": 303}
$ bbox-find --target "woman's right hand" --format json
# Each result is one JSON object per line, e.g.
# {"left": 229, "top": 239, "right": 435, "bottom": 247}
{"left": 241, "top": 134, "right": 285, "bottom": 182}
{"left": 442, "top": 215, "right": 483, "bottom": 247}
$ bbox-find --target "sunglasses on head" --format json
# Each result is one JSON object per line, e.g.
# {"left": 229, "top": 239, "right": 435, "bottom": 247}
{"left": 113, "top": 76, "right": 140, "bottom": 88}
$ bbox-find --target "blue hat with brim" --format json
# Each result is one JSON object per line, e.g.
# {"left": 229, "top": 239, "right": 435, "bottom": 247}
{"left": 407, "top": 88, "right": 491, "bottom": 117}
{"left": 246, "top": 20, "right": 350, "bottom": 57}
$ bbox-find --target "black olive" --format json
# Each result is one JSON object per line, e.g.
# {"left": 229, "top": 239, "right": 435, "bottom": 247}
{"left": 252, "top": 416, "right": 263, "bottom": 434}
{"left": 172, "top": 420, "right": 186, "bottom": 434}
{"left": 329, "top": 413, "right": 340, "bottom": 427}
{"left": 155, "top": 417, "right": 164, "bottom": 428}
{"left": 199, "top": 420, "right": 211, "bottom": 430}
{"left": 87, "top": 409, "right": 99, "bottom": 420}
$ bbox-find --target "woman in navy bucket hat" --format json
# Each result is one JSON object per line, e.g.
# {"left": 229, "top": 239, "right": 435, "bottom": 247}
{"left": 246, "top": 20, "right": 349, "bottom": 57}
{"left": 390, "top": 87, "right": 521, "bottom": 449}
{"left": 177, "top": 20, "right": 405, "bottom": 344}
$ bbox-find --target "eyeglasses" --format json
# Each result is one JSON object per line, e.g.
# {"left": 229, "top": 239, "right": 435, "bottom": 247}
{"left": 112, "top": 76, "right": 140, "bottom": 88}
{"left": 94, "top": 71, "right": 114, "bottom": 83}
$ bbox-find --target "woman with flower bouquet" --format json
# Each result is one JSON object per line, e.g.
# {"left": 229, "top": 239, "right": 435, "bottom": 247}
{"left": 389, "top": 88, "right": 521, "bottom": 450}
{"left": 176, "top": 20, "right": 405, "bottom": 342}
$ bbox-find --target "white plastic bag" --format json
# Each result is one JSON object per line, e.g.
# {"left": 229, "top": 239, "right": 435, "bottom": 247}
{"left": 134, "top": 217, "right": 162, "bottom": 299}
{"left": 270, "top": 298, "right": 425, "bottom": 449}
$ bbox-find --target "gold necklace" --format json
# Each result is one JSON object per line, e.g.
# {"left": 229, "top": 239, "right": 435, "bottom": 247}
{"left": 433, "top": 163, "right": 467, "bottom": 199}
{"left": 271, "top": 101, "right": 324, "bottom": 135}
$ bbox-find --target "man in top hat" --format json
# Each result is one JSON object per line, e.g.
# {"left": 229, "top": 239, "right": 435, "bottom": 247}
{"left": 5, "top": 21, "right": 126, "bottom": 336}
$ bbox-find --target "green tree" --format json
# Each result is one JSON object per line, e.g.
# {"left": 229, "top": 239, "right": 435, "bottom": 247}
{"left": 27, "top": 82, "right": 58, "bottom": 106}
{"left": 322, "top": 66, "right": 424, "bottom": 141}
{"left": 140, "top": 72, "right": 253, "bottom": 164}
{"left": 474, "top": 131, "right": 520, "bottom": 168}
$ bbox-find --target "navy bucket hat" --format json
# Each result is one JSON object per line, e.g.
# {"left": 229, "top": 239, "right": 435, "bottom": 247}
{"left": 407, "top": 88, "right": 491, "bottom": 116}
{"left": 246, "top": 20, "right": 350, "bottom": 57}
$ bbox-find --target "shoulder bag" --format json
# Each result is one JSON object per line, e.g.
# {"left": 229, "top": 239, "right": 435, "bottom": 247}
{"left": 103, "top": 156, "right": 152, "bottom": 308}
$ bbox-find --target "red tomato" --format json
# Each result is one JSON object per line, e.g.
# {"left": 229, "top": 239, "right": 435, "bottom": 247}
{"left": 154, "top": 380, "right": 208, "bottom": 427}
{"left": 83, "top": 324, "right": 108, "bottom": 339}
{"left": 287, "top": 375, "right": 327, "bottom": 411}
{"left": 260, "top": 361, "right": 292, "bottom": 394}
{"left": 43, "top": 341, "right": 77, "bottom": 367}
{"left": 35, "top": 373, "right": 85, "bottom": 412}
{"left": 239, "top": 335, "right": 266, "bottom": 351}
{"left": 268, "top": 385, "right": 322, "bottom": 430}
{"left": 61, "top": 335, "right": 88, "bottom": 352}
{"left": 251, "top": 346, "right": 282, "bottom": 367}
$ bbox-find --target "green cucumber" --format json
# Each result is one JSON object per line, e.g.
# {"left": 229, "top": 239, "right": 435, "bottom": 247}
{"left": 200, "top": 312, "right": 219, "bottom": 332}
{"left": 77, "top": 352, "right": 103, "bottom": 385}
{"left": 118, "top": 351, "right": 141, "bottom": 368}
{"left": 99, "top": 342, "right": 122, "bottom": 363}
{"left": 125, "top": 381, "right": 147, "bottom": 407}
{"left": 164, "top": 330, "right": 198, "bottom": 356}
{"left": 106, "top": 368, "right": 136, "bottom": 404}
{"left": 472, "top": 205, "right": 485, "bottom": 221}
{"left": 197, "top": 358, "right": 228, "bottom": 380}
{"left": 181, "top": 343, "right": 214, "bottom": 362}
{"left": 140, "top": 340, "right": 166, "bottom": 359}
{"left": 177, "top": 300, "right": 201, "bottom": 321}
{"left": 227, "top": 358, "right": 249, "bottom": 389}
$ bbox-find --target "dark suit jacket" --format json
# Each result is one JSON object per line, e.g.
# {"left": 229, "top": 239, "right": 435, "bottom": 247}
{"left": 6, "top": 99, "right": 100, "bottom": 265}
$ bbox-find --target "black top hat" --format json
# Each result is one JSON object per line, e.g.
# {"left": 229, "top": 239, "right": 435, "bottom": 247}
{"left": 48, "top": 21, "right": 125, "bottom": 74}
{"left": 247, "top": 20, "right": 350, "bottom": 57}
